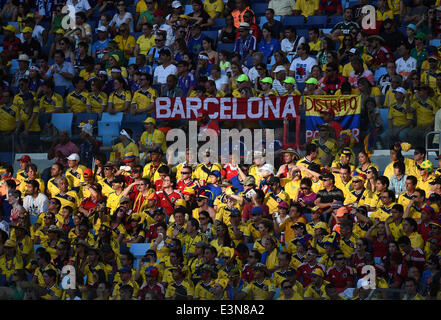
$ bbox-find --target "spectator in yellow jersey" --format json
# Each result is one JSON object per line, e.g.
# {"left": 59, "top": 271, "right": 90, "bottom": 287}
{"left": 108, "top": 75, "right": 132, "bottom": 113}
{"left": 138, "top": 117, "right": 166, "bottom": 156}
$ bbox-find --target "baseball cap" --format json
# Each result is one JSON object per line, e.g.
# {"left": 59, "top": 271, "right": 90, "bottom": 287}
{"left": 415, "top": 32, "right": 427, "bottom": 40}
{"left": 274, "top": 65, "right": 286, "bottom": 73}
{"left": 430, "top": 219, "right": 441, "bottom": 229}
{"left": 241, "top": 175, "right": 256, "bottom": 186}
{"left": 430, "top": 176, "right": 441, "bottom": 185}
{"left": 175, "top": 199, "right": 187, "bottom": 207}
{"left": 182, "top": 187, "right": 196, "bottom": 195}
{"left": 145, "top": 266, "right": 159, "bottom": 277}
{"left": 111, "top": 175, "right": 125, "bottom": 184}
{"left": 22, "top": 27, "right": 33, "bottom": 33}
{"left": 311, "top": 268, "right": 324, "bottom": 278}
{"left": 144, "top": 116, "right": 156, "bottom": 125}
{"left": 305, "top": 77, "right": 318, "bottom": 85}
{"left": 172, "top": 0, "right": 182, "bottom": 8}
{"left": 151, "top": 147, "right": 163, "bottom": 155}
{"left": 258, "top": 163, "right": 275, "bottom": 174}
{"left": 209, "top": 170, "right": 222, "bottom": 178}
{"left": 278, "top": 201, "right": 289, "bottom": 209}
{"left": 237, "top": 74, "right": 249, "bottom": 82}
{"left": 283, "top": 76, "right": 296, "bottom": 85}
{"left": 3, "top": 25, "right": 16, "bottom": 33}
{"left": 179, "top": 14, "right": 189, "bottom": 19}
{"left": 348, "top": 48, "right": 358, "bottom": 55}
{"left": 320, "top": 172, "right": 335, "bottom": 181}
{"left": 110, "top": 54, "right": 120, "bottom": 62}
{"left": 239, "top": 22, "right": 250, "bottom": 28}
{"left": 111, "top": 68, "right": 121, "bottom": 73}
{"left": 4, "top": 239, "right": 16, "bottom": 248}
{"left": 97, "top": 26, "right": 107, "bottom": 32}
{"left": 407, "top": 24, "right": 417, "bottom": 32}
{"left": 341, "top": 147, "right": 352, "bottom": 156}
{"left": 67, "top": 153, "right": 80, "bottom": 161}
{"left": 18, "top": 155, "right": 31, "bottom": 162}
{"left": 83, "top": 168, "right": 93, "bottom": 178}
{"left": 336, "top": 206, "right": 349, "bottom": 217}
{"left": 260, "top": 77, "right": 273, "bottom": 84}
{"left": 55, "top": 29, "right": 65, "bottom": 34}
{"left": 291, "top": 222, "right": 306, "bottom": 230}
{"left": 393, "top": 87, "right": 407, "bottom": 94}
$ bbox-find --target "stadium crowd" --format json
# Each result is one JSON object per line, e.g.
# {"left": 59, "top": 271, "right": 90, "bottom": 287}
{"left": 0, "top": 0, "right": 441, "bottom": 301}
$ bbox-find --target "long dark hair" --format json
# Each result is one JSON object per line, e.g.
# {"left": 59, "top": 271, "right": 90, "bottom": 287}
{"left": 429, "top": 271, "right": 441, "bottom": 298}
{"left": 216, "top": 221, "right": 233, "bottom": 248}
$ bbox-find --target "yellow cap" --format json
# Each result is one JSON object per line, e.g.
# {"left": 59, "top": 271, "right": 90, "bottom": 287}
{"left": 179, "top": 14, "right": 190, "bottom": 19}
{"left": 143, "top": 117, "right": 156, "bottom": 125}
{"left": 313, "top": 222, "right": 329, "bottom": 230}
{"left": 3, "top": 25, "right": 16, "bottom": 33}
{"left": 22, "top": 27, "right": 33, "bottom": 33}
{"left": 111, "top": 54, "right": 120, "bottom": 63}
{"left": 55, "top": 28, "right": 66, "bottom": 34}
{"left": 175, "top": 199, "right": 187, "bottom": 207}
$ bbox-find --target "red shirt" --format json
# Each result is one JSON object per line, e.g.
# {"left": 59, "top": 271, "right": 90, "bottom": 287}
{"left": 3, "top": 36, "right": 21, "bottom": 57}
{"left": 199, "top": 120, "right": 220, "bottom": 136}
{"left": 297, "top": 262, "right": 326, "bottom": 287}
{"left": 80, "top": 195, "right": 106, "bottom": 212}
{"left": 176, "top": 179, "right": 199, "bottom": 193}
{"left": 319, "top": 74, "right": 347, "bottom": 95}
{"left": 370, "top": 46, "right": 393, "bottom": 68}
{"left": 403, "top": 248, "right": 426, "bottom": 273}
{"left": 387, "top": 263, "right": 408, "bottom": 286}
{"left": 156, "top": 190, "right": 181, "bottom": 215}
{"left": 154, "top": 179, "right": 163, "bottom": 191}
{"left": 223, "top": 164, "right": 239, "bottom": 181}
{"left": 349, "top": 252, "right": 366, "bottom": 277}
{"left": 241, "top": 264, "right": 254, "bottom": 282}
{"left": 372, "top": 235, "right": 389, "bottom": 260}
{"left": 417, "top": 221, "right": 431, "bottom": 242}
{"left": 330, "top": 121, "right": 343, "bottom": 138}
{"left": 325, "top": 266, "right": 354, "bottom": 292}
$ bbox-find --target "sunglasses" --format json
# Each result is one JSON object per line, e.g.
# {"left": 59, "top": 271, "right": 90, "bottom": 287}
{"left": 196, "top": 198, "right": 205, "bottom": 201}
{"left": 49, "top": 201, "right": 56, "bottom": 204}
{"left": 300, "top": 187, "right": 308, "bottom": 190}
{"left": 182, "top": 172, "right": 191, "bottom": 174}
{"left": 282, "top": 286, "right": 292, "bottom": 289}
{"left": 366, "top": 171, "right": 373, "bottom": 174}
{"left": 140, "top": 78, "right": 147, "bottom": 81}
{"left": 353, "top": 180, "right": 362, "bottom": 183}
{"left": 336, "top": 257, "right": 345, "bottom": 261}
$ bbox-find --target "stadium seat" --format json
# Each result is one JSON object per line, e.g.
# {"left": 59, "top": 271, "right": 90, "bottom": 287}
{"left": 212, "top": 18, "right": 226, "bottom": 29}
{"left": 283, "top": 16, "right": 305, "bottom": 26}
{"left": 329, "top": 15, "right": 343, "bottom": 27}
{"left": 307, "top": 15, "right": 328, "bottom": 28}
{"left": 297, "top": 29, "right": 309, "bottom": 40}
{"left": 30, "top": 215, "right": 39, "bottom": 226}
{"left": 380, "top": 108, "right": 389, "bottom": 130}
{"left": 0, "top": 152, "right": 13, "bottom": 164}
{"left": 374, "top": 67, "right": 387, "bottom": 83}
{"left": 87, "top": 19, "right": 97, "bottom": 31}
{"left": 297, "top": 82, "right": 306, "bottom": 93}
{"left": 52, "top": 113, "right": 74, "bottom": 136}
{"left": 245, "top": 55, "right": 254, "bottom": 68}
{"left": 259, "top": 15, "right": 282, "bottom": 28}
{"left": 34, "top": 244, "right": 42, "bottom": 256}
{"left": 10, "top": 86, "right": 18, "bottom": 95}
{"left": 202, "top": 30, "right": 218, "bottom": 45}
{"left": 217, "top": 42, "right": 235, "bottom": 53}
{"left": 252, "top": 2, "right": 268, "bottom": 16}
{"left": 122, "top": 112, "right": 147, "bottom": 141}
{"left": 101, "top": 112, "right": 124, "bottom": 123}
{"left": 133, "top": 32, "right": 142, "bottom": 39}
{"left": 97, "top": 121, "right": 121, "bottom": 146}
{"left": 129, "top": 243, "right": 150, "bottom": 258}
{"left": 0, "top": 274, "right": 6, "bottom": 286}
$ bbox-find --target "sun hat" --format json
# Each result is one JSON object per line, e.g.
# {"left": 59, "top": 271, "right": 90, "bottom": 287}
{"left": 305, "top": 77, "right": 318, "bottom": 85}
{"left": 260, "top": 77, "right": 273, "bottom": 84}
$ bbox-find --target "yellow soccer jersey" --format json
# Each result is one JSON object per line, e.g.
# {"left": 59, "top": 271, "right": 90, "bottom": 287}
{"left": 65, "top": 165, "right": 87, "bottom": 190}
{"left": 142, "top": 161, "right": 167, "bottom": 182}
{"left": 18, "top": 178, "right": 45, "bottom": 195}
{"left": 106, "top": 191, "right": 123, "bottom": 215}
{"left": 165, "top": 280, "right": 195, "bottom": 299}
{"left": 311, "top": 138, "right": 338, "bottom": 166}
{"left": 193, "top": 163, "right": 223, "bottom": 184}
{"left": 264, "top": 190, "right": 291, "bottom": 215}
{"left": 113, "top": 141, "right": 139, "bottom": 158}
{"left": 136, "top": 34, "right": 155, "bottom": 55}
{"left": 388, "top": 102, "right": 414, "bottom": 127}
{"left": 109, "top": 90, "right": 132, "bottom": 112}
{"left": 204, "top": 0, "right": 224, "bottom": 18}
{"left": 194, "top": 280, "right": 216, "bottom": 300}
{"left": 111, "top": 280, "right": 140, "bottom": 300}
{"left": 98, "top": 178, "right": 115, "bottom": 198}
{"left": 132, "top": 87, "right": 158, "bottom": 113}
{"left": 417, "top": 175, "right": 436, "bottom": 196}
{"left": 281, "top": 178, "right": 301, "bottom": 201}
{"left": 387, "top": 220, "right": 404, "bottom": 241}
{"left": 0, "top": 103, "right": 20, "bottom": 131}
{"left": 339, "top": 235, "right": 358, "bottom": 258}
{"left": 370, "top": 202, "right": 395, "bottom": 222}
{"left": 79, "top": 69, "right": 96, "bottom": 81}
{"left": 39, "top": 93, "right": 64, "bottom": 113}
{"left": 295, "top": 0, "right": 319, "bottom": 17}
{"left": 66, "top": 90, "right": 89, "bottom": 113}
{"left": 243, "top": 279, "right": 275, "bottom": 300}
{"left": 304, "top": 282, "right": 329, "bottom": 299}
{"left": 53, "top": 191, "right": 81, "bottom": 211}
{"left": 139, "top": 129, "right": 166, "bottom": 154}
{"left": 411, "top": 98, "right": 438, "bottom": 127}
{"left": 383, "top": 158, "right": 415, "bottom": 180}
{"left": 87, "top": 92, "right": 108, "bottom": 113}
{"left": 47, "top": 178, "right": 61, "bottom": 199}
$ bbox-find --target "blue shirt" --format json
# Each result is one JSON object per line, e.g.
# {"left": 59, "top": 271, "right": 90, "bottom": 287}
{"left": 258, "top": 38, "right": 281, "bottom": 64}
{"left": 45, "top": 61, "right": 75, "bottom": 88}
{"left": 92, "top": 39, "right": 110, "bottom": 60}
{"left": 178, "top": 72, "right": 196, "bottom": 95}
{"left": 187, "top": 35, "right": 205, "bottom": 60}
{"left": 234, "top": 35, "right": 257, "bottom": 60}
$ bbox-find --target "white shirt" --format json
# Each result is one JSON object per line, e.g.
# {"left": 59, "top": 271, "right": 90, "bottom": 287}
{"left": 281, "top": 36, "right": 305, "bottom": 56}
{"left": 395, "top": 56, "right": 417, "bottom": 80}
{"left": 209, "top": 75, "right": 229, "bottom": 91}
{"left": 434, "top": 108, "right": 441, "bottom": 144}
{"left": 289, "top": 56, "right": 317, "bottom": 83}
{"left": 272, "top": 79, "right": 287, "bottom": 95}
{"left": 154, "top": 64, "right": 178, "bottom": 84}
{"left": 111, "top": 12, "right": 134, "bottom": 33}
{"left": 23, "top": 193, "right": 49, "bottom": 216}
{"left": 66, "top": 0, "right": 91, "bottom": 13}
{"left": 268, "top": 0, "right": 297, "bottom": 16}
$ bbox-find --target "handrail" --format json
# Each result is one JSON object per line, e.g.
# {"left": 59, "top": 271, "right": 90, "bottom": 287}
{"left": 425, "top": 131, "right": 441, "bottom": 159}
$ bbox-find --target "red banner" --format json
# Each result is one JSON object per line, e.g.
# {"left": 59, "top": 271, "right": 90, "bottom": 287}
{"left": 155, "top": 96, "right": 301, "bottom": 121}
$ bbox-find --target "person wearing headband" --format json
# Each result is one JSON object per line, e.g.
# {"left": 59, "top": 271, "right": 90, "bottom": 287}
{"left": 100, "top": 128, "right": 140, "bottom": 160}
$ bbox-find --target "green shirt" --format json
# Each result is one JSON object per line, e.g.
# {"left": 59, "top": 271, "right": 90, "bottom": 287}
{"left": 139, "top": 10, "right": 154, "bottom": 25}
{"left": 410, "top": 47, "right": 427, "bottom": 69}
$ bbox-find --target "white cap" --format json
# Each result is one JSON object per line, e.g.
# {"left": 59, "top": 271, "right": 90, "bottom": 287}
{"left": 258, "top": 163, "right": 275, "bottom": 174}
{"left": 436, "top": 5, "right": 441, "bottom": 11}
{"left": 172, "top": 0, "right": 182, "bottom": 8}
{"left": 67, "top": 153, "right": 80, "bottom": 161}
{"left": 111, "top": 68, "right": 121, "bottom": 73}
{"left": 29, "top": 66, "right": 40, "bottom": 72}
{"left": 348, "top": 48, "right": 358, "bottom": 54}
{"left": 99, "top": 70, "right": 108, "bottom": 75}
{"left": 393, "top": 87, "right": 406, "bottom": 94}
{"left": 97, "top": 26, "right": 107, "bottom": 32}
{"left": 274, "top": 65, "right": 286, "bottom": 73}
{"left": 239, "top": 22, "right": 250, "bottom": 28}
